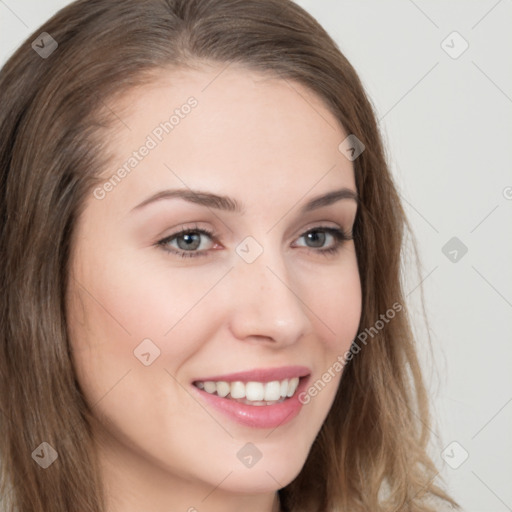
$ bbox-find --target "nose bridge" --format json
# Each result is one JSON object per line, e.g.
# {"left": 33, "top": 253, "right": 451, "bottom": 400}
{"left": 227, "top": 236, "right": 309, "bottom": 344}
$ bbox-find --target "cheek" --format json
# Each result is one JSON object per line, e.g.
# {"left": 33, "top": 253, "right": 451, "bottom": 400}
{"left": 67, "top": 249, "right": 228, "bottom": 401}
{"left": 307, "top": 253, "right": 362, "bottom": 354}
{"left": 66, "top": 256, "right": 205, "bottom": 460}
{"left": 299, "top": 253, "right": 361, "bottom": 407}
{"left": 73, "top": 248, "right": 218, "bottom": 340}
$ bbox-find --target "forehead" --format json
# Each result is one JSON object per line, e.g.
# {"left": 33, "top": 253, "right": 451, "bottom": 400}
{"left": 96, "top": 64, "right": 355, "bottom": 214}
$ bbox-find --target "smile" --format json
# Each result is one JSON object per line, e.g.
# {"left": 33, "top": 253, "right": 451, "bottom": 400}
{"left": 191, "top": 366, "right": 311, "bottom": 429}
{"left": 193, "top": 377, "right": 300, "bottom": 405}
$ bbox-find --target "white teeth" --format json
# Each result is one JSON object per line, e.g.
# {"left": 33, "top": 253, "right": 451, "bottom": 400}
{"left": 246, "top": 382, "right": 265, "bottom": 401}
{"left": 287, "top": 377, "right": 299, "bottom": 397}
{"left": 280, "top": 379, "right": 288, "bottom": 398}
{"left": 230, "top": 381, "right": 245, "bottom": 399}
{"left": 264, "top": 381, "right": 281, "bottom": 401}
{"left": 203, "top": 381, "right": 216, "bottom": 394}
{"left": 216, "top": 381, "right": 230, "bottom": 398}
{"left": 195, "top": 377, "right": 302, "bottom": 403}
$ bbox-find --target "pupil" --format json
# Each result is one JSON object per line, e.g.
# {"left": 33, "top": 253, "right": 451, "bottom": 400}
{"left": 307, "top": 231, "right": 325, "bottom": 248}
{"left": 178, "top": 233, "right": 200, "bottom": 250}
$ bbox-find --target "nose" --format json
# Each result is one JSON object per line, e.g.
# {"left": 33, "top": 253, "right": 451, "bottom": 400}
{"left": 226, "top": 245, "right": 310, "bottom": 347}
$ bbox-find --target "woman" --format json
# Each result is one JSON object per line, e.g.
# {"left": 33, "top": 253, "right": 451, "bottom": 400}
{"left": 0, "top": 0, "right": 460, "bottom": 511}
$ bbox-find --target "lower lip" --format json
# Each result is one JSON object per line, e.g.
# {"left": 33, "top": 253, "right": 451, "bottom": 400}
{"left": 192, "top": 377, "right": 310, "bottom": 429}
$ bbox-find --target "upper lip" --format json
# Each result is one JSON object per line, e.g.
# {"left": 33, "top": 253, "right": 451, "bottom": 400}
{"left": 193, "top": 365, "right": 311, "bottom": 383}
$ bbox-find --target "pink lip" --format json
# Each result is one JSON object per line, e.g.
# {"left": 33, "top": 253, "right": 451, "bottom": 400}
{"left": 192, "top": 365, "right": 311, "bottom": 384}
{"left": 191, "top": 366, "right": 311, "bottom": 429}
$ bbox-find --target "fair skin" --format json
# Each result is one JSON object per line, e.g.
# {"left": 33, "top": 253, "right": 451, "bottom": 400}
{"left": 66, "top": 63, "right": 362, "bottom": 512}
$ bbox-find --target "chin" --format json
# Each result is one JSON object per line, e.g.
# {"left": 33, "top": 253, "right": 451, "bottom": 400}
{"left": 211, "top": 447, "right": 309, "bottom": 494}
{"left": 219, "top": 465, "right": 303, "bottom": 494}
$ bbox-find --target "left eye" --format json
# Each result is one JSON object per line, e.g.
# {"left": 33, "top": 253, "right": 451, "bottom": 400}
{"left": 294, "top": 229, "right": 340, "bottom": 249}
{"left": 157, "top": 226, "right": 351, "bottom": 259}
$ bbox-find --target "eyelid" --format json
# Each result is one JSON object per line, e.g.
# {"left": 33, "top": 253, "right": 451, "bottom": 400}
{"left": 156, "top": 222, "right": 353, "bottom": 259}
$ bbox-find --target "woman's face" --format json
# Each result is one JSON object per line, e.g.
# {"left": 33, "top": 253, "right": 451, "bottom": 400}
{"left": 67, "top": 64, "right": 362, "bottom": 510}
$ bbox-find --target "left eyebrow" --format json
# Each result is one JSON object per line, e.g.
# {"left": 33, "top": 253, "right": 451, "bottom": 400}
{"left": 300, "top": 188, "right": 358, "bottom": 213}
{"left": 130, "top": 187, "right": 358, "bottom": 215}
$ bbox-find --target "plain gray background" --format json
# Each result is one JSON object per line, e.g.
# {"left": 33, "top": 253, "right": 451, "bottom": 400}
{"left": 1, "top": 1, "right": 511, "bottom": 510}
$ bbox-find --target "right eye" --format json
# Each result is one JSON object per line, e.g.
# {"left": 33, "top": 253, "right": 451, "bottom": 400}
{"left": 157, "top": 226, "right": 218, "bottom": 258}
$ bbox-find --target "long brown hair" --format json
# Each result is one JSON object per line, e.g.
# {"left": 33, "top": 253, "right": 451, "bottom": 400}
{"left": 0, "top": 1, "right": 459, "bottom": 511}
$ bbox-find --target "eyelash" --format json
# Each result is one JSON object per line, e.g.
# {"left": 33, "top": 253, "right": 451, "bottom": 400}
{"left": 156, "top": 224, "right": 353, "bottom": 259}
